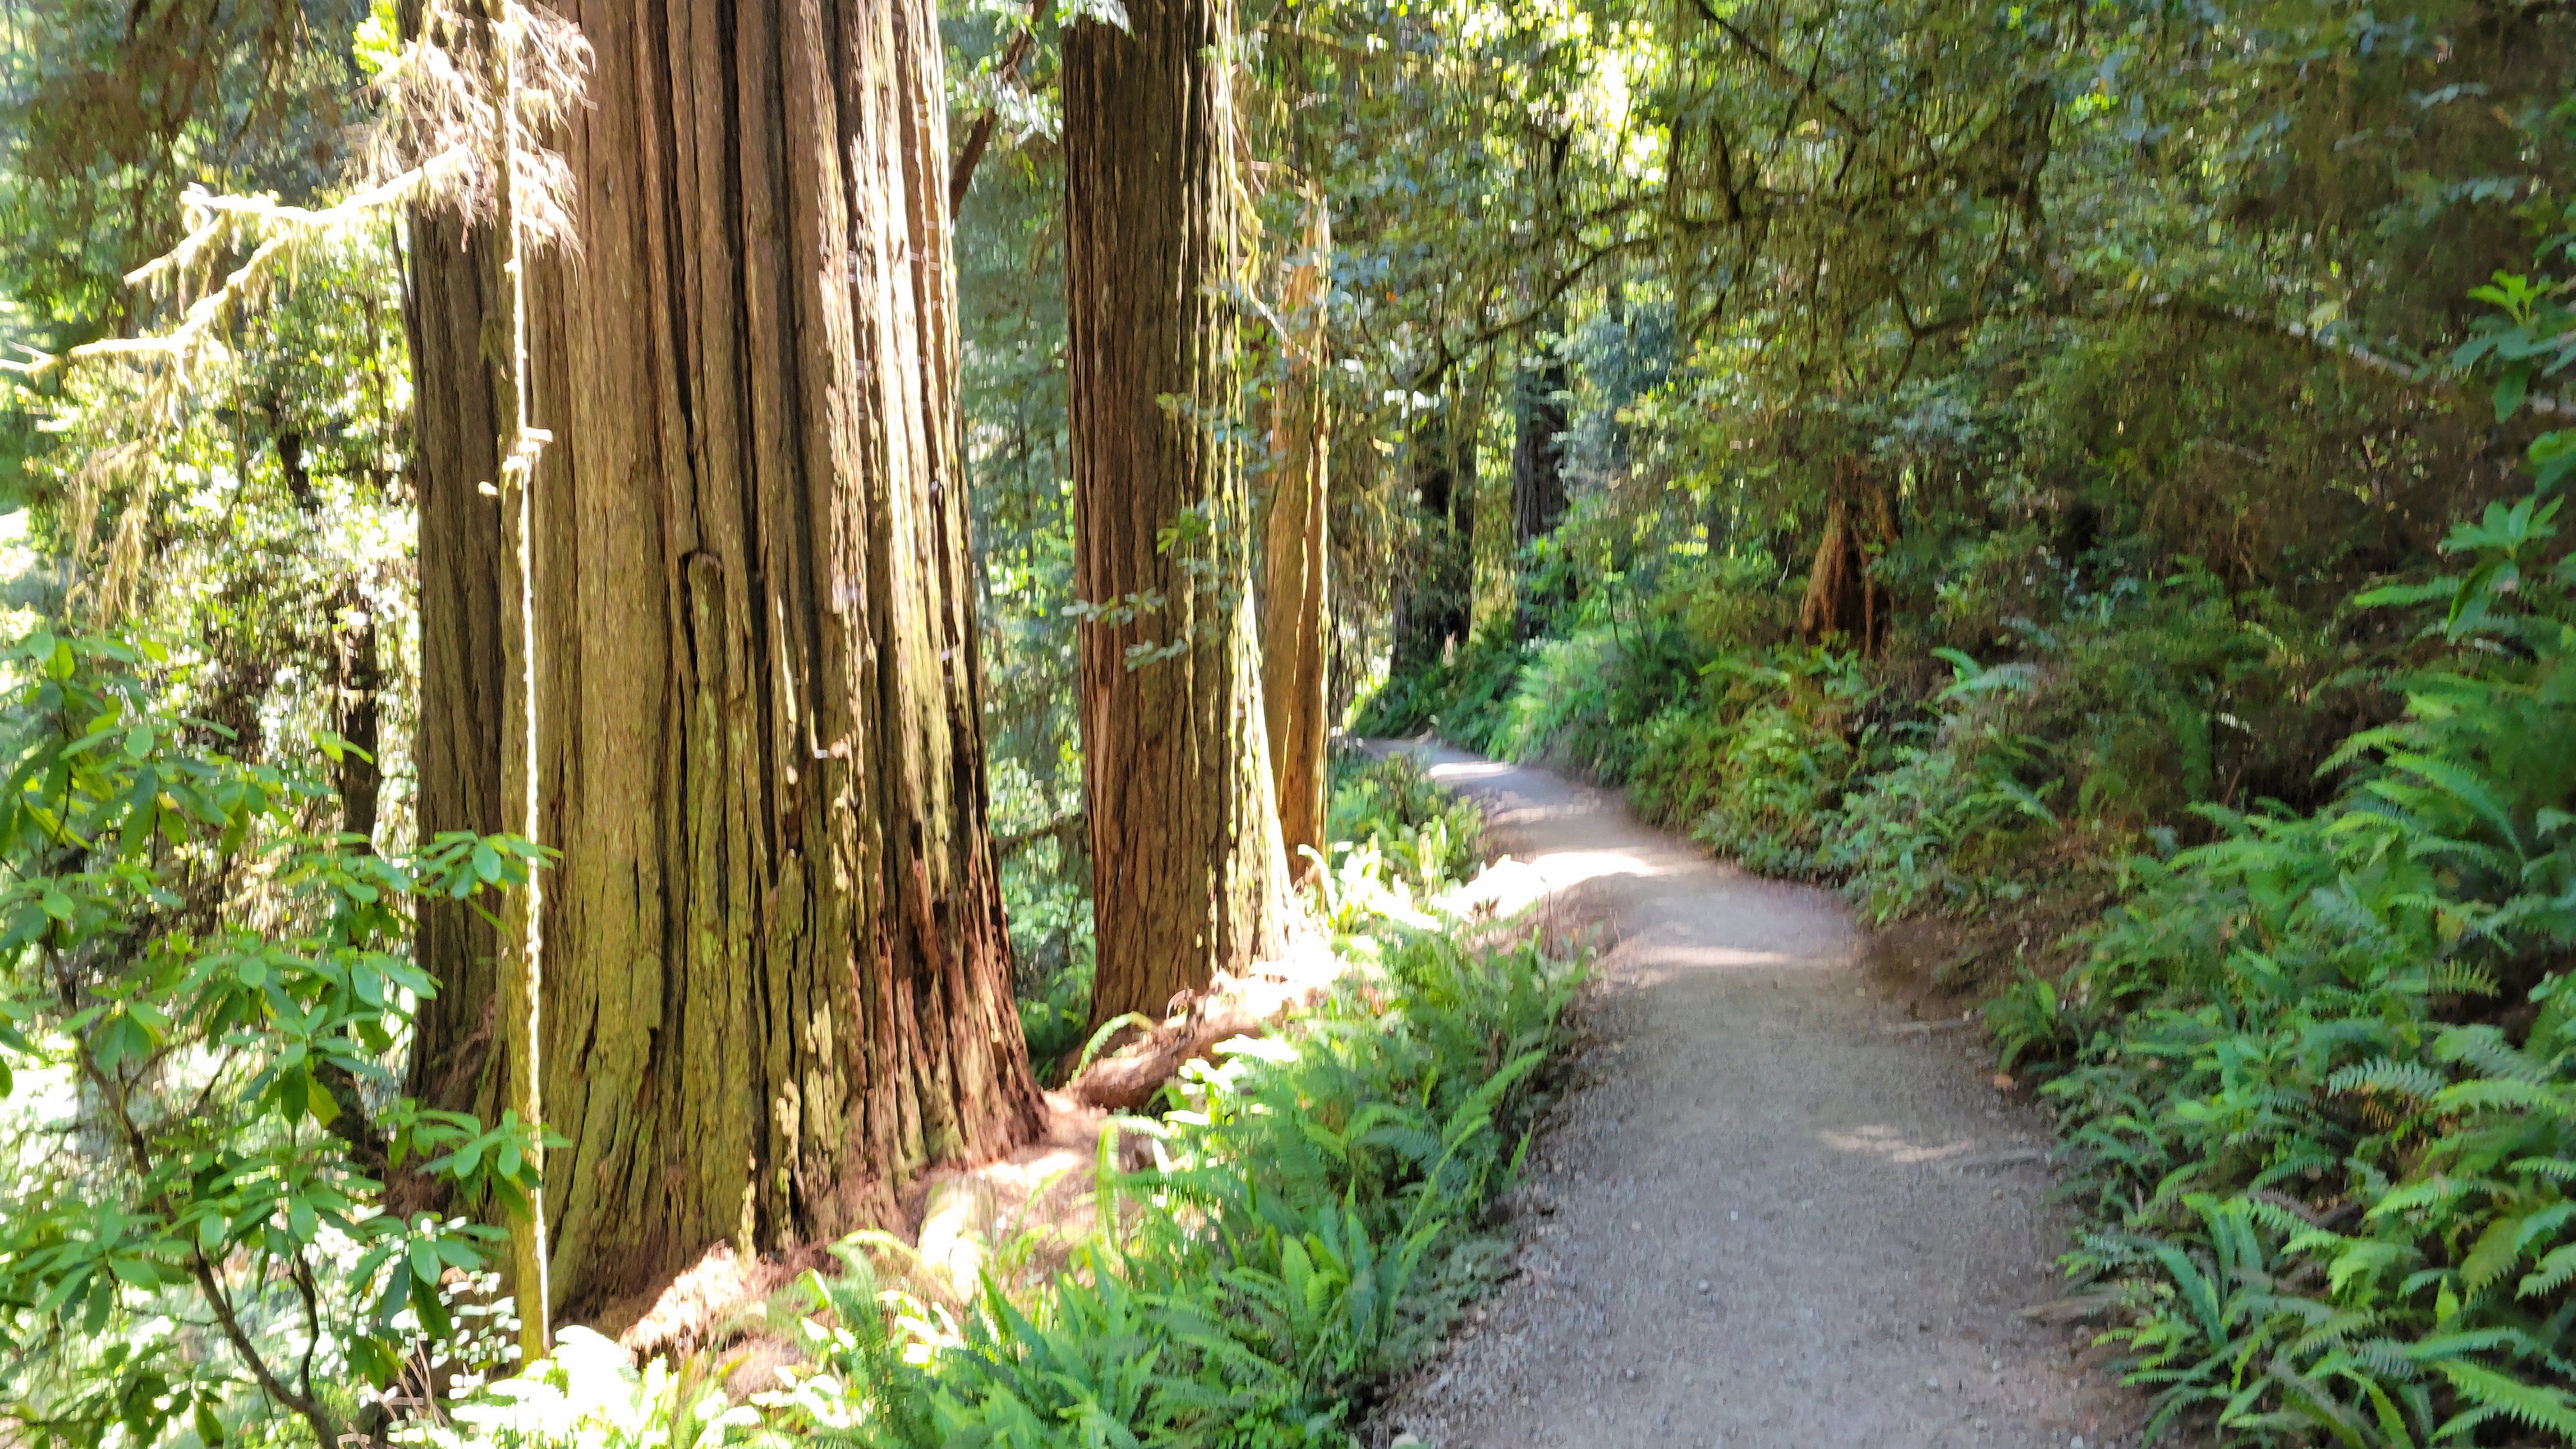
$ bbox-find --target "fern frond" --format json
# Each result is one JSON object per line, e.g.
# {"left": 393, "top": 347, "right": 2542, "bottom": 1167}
{"left": 2434, "top": 1359, "right": 2576, "bottom": 1439}
{"left": 2329, "top": 1058, "right": 2446, "bottom": 1101}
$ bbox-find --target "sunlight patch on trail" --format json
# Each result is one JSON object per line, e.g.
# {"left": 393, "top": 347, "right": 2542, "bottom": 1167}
{"left": 1820, "top": 1123, "right": 1980, "bottom": 1165}
{"left": 1434, "top": 847, "right": 1654, "bottom": 919}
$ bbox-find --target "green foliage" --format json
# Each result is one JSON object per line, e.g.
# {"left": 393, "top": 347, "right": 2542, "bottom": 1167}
{"left": 1990, "top": 475, "right": 2576, "bottom": 1442}
{"left": 1321, "top": 751, "right": 1485, "bottom": 898}
{"left": 392, "top": 1328, "right": 754, "bottom": 1449}
{"left": 0, "top": 630, "right": 549, "bottom": 1447}
{"left": 762, "top": 921, "right": 1578, "bottom": 1448}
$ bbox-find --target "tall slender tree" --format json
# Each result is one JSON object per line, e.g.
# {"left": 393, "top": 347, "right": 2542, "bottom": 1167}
{"left": 1261, "top": 198, "right": 1331, "bottom": 880}
{"left": 407, "top": 0, "right": 1043, "bottom": 1314}
{"left": 1065, "top": 0, "right": 1294, "bottom": 1026}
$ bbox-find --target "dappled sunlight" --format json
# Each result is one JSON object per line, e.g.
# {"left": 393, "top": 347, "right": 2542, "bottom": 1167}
{"left": 1628, "top": 942, "right": 1803, "bottom": 970}
{"left": 1820, "top": 1123, "right": 1979, "bottom": 1165}
{"left": 1423, "top": 760, "right": 1515, "bottom": 785}
{"left": 1437, "top": 846, "right": 1659, "bottom": 918}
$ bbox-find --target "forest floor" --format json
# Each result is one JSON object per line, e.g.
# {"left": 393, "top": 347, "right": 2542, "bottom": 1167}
{"left": 1367, "top": 741, "right": 2157, "bottom": 1449}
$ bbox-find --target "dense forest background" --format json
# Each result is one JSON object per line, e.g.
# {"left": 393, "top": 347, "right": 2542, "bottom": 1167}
{"left": 1, "top": 0, "right": 2573, "bottom": 1443}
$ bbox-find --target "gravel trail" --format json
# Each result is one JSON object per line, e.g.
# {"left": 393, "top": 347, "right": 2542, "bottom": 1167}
{"left": 1374, "top": 742, "right": 2149, "bottom": 1449}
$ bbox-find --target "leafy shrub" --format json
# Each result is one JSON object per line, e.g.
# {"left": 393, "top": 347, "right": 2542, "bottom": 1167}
{"left": 1322, "top": 751, "right": 1485, "bottom": 897}
{"left": 393, "top": 1327, "right": 751, "bottom": 1449}
{"left": 1993, "top": 485, "right": 2576, "bottom": 1443}
{"left": 1814, "top": 650, "right": 2058, "bottom": 921}
{"left": 0, "top": 632, "right": 550, "bottom": 1448}
{"left": 1016, "top": 957, "right": 1096, "bottom": 1086}
{"left": 1633, "top": 644, "right": 1872, "bottom": 872}
{"left": 1346, "top": 632, "right": 1526, "bottom": 744}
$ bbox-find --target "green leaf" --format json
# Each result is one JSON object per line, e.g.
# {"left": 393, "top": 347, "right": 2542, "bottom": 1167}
{"left": 2492, "top": 368, "right": 2533, "bottom": 423}
{"left": 306, "top": 1071, "right": 340, "bottom": 1127}
{"left": 471, "top": 841, "right": 503, "bottom": 884}
{"left": 410, "top": 1270, "right": 452, "bottom": 1339}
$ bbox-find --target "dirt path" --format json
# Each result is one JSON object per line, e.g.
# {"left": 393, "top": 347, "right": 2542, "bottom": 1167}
{"left": 1376, "top": 743, "right": 2149, "bottom": 1449}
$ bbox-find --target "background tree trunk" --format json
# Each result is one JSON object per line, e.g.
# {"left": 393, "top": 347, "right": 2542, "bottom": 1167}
{"left": 1390, "top": 397, "right": 1467, "bottom": 675}
{"left": 331, "top": 581, "right": 382, "bottom": 846}
{"left": 411, "top": 0, "right": 1042, "bottom": 1315}
{"left": 1797, "top": 457, "right": 1897, "bottom": 656}
{"left": 1065, "top": 0, "right": 1294, "bottom": 1027}
{"left": 1261, "top": 199, "right": 1330, "bottom": 882}
{"left": 1510, "top": 342, "right": 1570, "bottom": 638}
{"left": 1510, "top": 347, "right": 1569, "bottom": 550}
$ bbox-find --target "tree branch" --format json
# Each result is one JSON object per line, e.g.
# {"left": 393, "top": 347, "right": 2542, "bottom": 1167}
{"left": 2147, "top": 295, "right": 2570, "bottom": 418}
{"left": 949, "top": 0, "right": 1054, "bottom": 215}
{"left": 74, "top": 1038, "right": 341, "bottom": 1449}
{"left": 994, "top": 809, "right": 1085, "bottom": 859}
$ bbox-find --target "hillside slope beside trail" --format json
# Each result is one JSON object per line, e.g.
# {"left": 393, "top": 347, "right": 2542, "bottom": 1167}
{"left": 1372, "top": 742, "right": 2150, "bottom": 1449}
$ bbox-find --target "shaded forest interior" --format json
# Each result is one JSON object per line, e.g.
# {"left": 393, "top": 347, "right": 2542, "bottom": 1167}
{"left": 1, "top": 0, "right": 2574, "bottom": 1444}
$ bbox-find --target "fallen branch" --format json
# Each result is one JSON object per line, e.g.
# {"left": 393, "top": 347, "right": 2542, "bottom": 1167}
{"left": 1061, "top": 940, "right": 1350, "bottom": 1111}
{"left": 948, "top": 0, "right": 1054, "bottom": 214}
{"left": 1883, "top": 1015, "right": 1975, "bottom": 1036}
{"left": 994, "top": 809, "right": 1085, "bottom": 860}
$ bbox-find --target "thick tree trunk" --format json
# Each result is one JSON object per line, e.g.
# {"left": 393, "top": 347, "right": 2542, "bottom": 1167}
{"left": 1796, "top": 457, "right": 1897, "bottom": 657}
{"left": 402, "top": 203, "right": 508, "bottom": 1120}
{"left": 410, "top": 0, "right": 1042, "bottom": 1315}
{"left": 1261, "top": 200, "right": 1330, "bottom": 882}
{"left": 1065, "top": 0, "right": 1294, "bottom": 1027}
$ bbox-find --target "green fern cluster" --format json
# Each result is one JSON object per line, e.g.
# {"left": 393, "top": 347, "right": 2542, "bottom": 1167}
{"left": 1321, "top": 753, "right": 1487, "bottom": 896}
{"left": 1995, "top": 484, "right": 2576, "bottom": 1443}
{"left": 763, "top": 925, "right": 1579, "bottom": 1447}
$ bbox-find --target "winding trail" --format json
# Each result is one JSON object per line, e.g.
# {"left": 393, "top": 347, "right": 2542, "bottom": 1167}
{"left": 1375, "top": 743, "right": 2149, "bottom": 1449}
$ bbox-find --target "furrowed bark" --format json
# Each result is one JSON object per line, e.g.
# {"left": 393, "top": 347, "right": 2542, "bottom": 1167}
{"left": 402, "top": 200, "right": 508, "bottom": 1125}
{"left": 411, "top": 0, "right": 1042, "bottom": 1315}
{"left": 1065, "top": 0, "right": 1294, "bottom": 1027}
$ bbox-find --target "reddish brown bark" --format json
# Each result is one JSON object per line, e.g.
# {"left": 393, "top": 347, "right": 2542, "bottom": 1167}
{"left": 411, "top": 0, "right": 1041, "bottom": 1314}
{"left": 1064, "top": 0, "right": 1294, "bottom": 1027}
{"left": 1797, "top": 457, "right": 1898, "bottom": 657}
{"left": 1262, "top": 199, "right": 1331, "bottom": 881}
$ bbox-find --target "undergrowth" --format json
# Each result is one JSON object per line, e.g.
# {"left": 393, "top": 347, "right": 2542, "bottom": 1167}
{"left": 763, "top": 923, "right": 1575, "bottom": 1446}
{"left": 404, "top": 757, "right": 1571, "bottom": 1448}
{"left": 1984, "top": 486, "right": 2576, "bottom": 1444}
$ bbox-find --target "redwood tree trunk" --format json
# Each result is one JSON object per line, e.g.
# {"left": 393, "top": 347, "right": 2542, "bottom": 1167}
{"left": 402, "top": 201, "right": 508, "bottom": 1120}
{"left": 1797, "top": 457, "right": 1897, "bottom": 657}
{"left": 1510, "top": 343, "right": 1568, "bottom": 638}
{"left": 1261, "top": 200, "right": 1330, "bottom": 882}
{"left": 1510, "top": 348, "right": 1568, "bottom": 549}
{"left": 411, "top": 0, "right": 1041, "bottom": 1314}
{"left": 1065, "top": 0, "right": 1293, "bottom": 1027}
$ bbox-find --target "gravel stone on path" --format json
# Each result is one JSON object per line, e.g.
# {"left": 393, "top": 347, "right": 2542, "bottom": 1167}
{"left": 1368, "top": 743, "right": 2154, "bottom": 1449}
